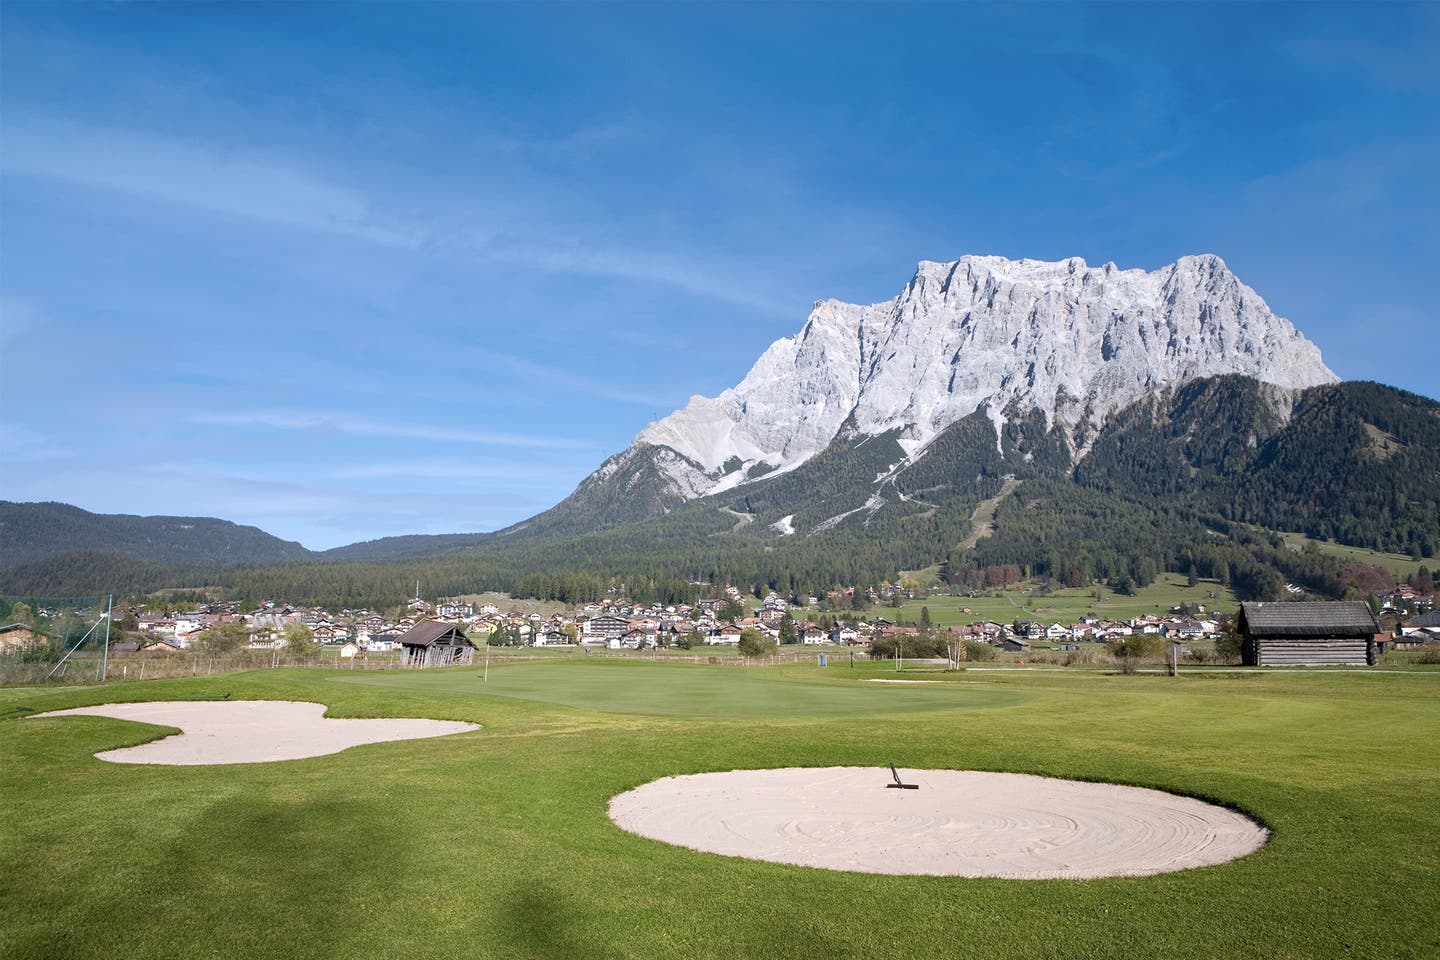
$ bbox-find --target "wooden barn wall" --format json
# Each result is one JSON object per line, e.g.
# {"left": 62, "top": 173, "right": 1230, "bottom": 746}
{"left": 1256, "top": 639, "right": 1369, "bottom": 666}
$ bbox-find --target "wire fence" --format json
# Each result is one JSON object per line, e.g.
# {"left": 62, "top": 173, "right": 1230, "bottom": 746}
{"left": 523, "top": 648, "right": 861, "bottom": 667}
{"left": 0, "top": 649, "right": 404, "bottom": 686}
{"left": 0, "top": 645, "right": 872, "bottom": 686}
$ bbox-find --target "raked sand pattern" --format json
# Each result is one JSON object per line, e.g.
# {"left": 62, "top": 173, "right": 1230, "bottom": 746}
{"left": 29, "top": 700, "right": 478, "bottom": 764}
{"left": 609, "top": 767, "right": 1268, "bottom": 879}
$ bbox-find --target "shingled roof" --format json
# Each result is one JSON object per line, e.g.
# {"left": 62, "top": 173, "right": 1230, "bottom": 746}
{"left": 397, "top": 620, "right": 475, "bottom": 648}
{"left": 1238, "top": 601, "right": 1379, "bottom": 637}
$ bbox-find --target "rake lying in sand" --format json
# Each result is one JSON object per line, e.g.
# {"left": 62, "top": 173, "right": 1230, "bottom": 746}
{"left": 887, "top": 764, "right": 919, "bottom": 790}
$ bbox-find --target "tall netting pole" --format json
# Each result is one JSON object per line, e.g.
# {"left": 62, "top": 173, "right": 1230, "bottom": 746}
{"left": 101, "top": 596, "right": 113, "bottom": 682}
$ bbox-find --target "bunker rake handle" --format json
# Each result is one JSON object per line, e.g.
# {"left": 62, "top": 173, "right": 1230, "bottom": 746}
{"left": 887, "top": 763, "right": 919, "bottom": 790}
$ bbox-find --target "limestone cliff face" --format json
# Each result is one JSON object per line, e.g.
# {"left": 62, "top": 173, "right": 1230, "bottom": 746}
{"left": 621, "top": 254, "right": 1335, "bottom": 502}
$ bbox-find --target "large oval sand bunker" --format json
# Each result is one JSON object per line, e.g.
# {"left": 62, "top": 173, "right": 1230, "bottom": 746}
{"left": 609, "top": 767, "right": 1268, "bottom": 879}
{"left": 29, "top": 701, "right": 478, "bottom": 765}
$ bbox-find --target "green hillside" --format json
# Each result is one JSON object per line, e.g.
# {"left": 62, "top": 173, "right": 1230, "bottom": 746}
{"left": 0, "top": 502, "right": 313, "bottom": 569}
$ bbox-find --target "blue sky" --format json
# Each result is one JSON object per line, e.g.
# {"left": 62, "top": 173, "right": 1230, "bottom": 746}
{"left": 2, "top": 2, "right": 1436, "bottom": 550}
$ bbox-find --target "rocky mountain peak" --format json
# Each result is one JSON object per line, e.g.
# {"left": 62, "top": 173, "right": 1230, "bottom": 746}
{"left": 622, "top": 254, "right": 1336, "bottom": 506}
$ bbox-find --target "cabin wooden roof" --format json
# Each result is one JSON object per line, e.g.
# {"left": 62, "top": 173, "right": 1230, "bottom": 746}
{"left": 1238, "top": 602, "right": 1378, "bottom": 638}
{"left": 0, "top": 623, "right": 49, "bottom": 637}
{"left": 398, "top": 620, "right": 475, "bottom": 648}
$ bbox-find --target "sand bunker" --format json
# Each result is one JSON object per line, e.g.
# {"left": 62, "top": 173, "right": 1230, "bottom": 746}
{"left": 29, "top": 700, "right": 478, "bottom": 765}
{"left": 609, "top": 767, "right": 1267, "bottom": 878}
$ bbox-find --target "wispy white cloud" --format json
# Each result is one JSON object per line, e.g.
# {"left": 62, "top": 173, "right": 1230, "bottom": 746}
{"left": 0, "top": 422, "right": 69, "bottom": 465}
{"left": 189, "top": 409, "right": 600, "bottom": 450}
{"left": 323, "top": 461, "right": 585, "bottom": 482}
{"left": 483, "top": 351, "right": 665, "bottom": 407}
{"left": 1, "top": 116, "right": 794, "bottom": 315}
{"left": 1286, "top": 13, "right": 1440, "bottom": 92}
{"left": 480, "top": 239, "right": 794, "bottom": 316}
{"left": 145, "top": 460, "right": 579, "bottom": 485}
{"left": 1, "top": 116, "right": 419, "bottom": 248}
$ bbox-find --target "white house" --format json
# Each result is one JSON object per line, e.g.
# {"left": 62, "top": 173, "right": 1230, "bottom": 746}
{"left": 367, "top": 633, "right": 400, "bottom": 652}
{"left": 246, "top": 629, "right": 283, "bottom": 650}
{"left": 437, "top": 600, "right": 474, "bottom": 618}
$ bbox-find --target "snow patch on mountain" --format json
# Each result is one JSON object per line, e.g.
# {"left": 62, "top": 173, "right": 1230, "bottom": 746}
{"left": 811, "top": 494, "right": 886, "bottom": 535}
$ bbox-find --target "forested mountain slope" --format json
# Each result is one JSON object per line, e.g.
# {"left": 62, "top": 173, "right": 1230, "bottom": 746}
{"left": 4, "top": 378, "right": 1432, "bottom": 611}
{"left": 0, "top": 501, "right": 312, "bottom": 569}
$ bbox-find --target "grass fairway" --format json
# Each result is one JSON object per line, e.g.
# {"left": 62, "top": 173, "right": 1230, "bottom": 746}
{"left": 333, "top": 659, "right": 1021, "bottom": 717}
{"left": 3, "top": 661, "right": 1439, "bottom": 960}
{"left": 884, "top": 573, "right": 1239, "bottom": 627}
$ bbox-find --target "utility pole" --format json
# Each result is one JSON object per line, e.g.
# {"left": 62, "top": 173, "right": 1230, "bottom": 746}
{"left": 100, "top": 596, "right": 113, "bottom": 682}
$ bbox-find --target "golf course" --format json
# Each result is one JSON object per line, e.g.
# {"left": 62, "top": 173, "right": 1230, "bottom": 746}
{"left": 3, "top": 659, "right": 1438, "bottom": 959}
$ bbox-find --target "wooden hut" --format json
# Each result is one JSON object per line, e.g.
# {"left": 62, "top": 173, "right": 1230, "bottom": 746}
{"left": 1237, "top": 602, "right": 1380, "bottom": 667}
{"left": 397, "top": 620, "right": 477, "bottom": 669}
{"left": 0, "top": 623, "right": 48, "bottom": 654}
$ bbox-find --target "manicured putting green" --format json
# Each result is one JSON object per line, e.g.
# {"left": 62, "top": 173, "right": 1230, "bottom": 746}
{"left": 332, "top": 659, "right": 1021, "bottom": 717}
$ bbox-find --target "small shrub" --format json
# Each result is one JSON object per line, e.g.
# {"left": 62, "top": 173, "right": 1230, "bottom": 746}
{"left": 962, "top": 639, "right": 996, "bottom": 662}
{"left": 1212, "top": 628, "right": 1243, "bottom": 663}
{"left": 1112, "top": 634, "right": 1162, "bottom": 674}
{"left": 737, "top": 629, "right": 775, "bottom": 659}
{"left": 870, "top": 634, "right": 949, "bottom": 660}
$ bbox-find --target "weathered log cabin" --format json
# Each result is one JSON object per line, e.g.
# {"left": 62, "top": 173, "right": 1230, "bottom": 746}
{"left": 397, "top": 620, "right": 477, "bottom": 669}
{"left": 1237, "top": 601, "right": 1380, "bottom": 666}
{"left": 0, "top": 623, "right": 48, "bottom": 654}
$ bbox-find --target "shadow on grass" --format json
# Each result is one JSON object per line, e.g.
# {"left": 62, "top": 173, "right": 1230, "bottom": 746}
{"left": 501, "top": 882, "right": 620, "bottom": 960}
{"left": 8, "top": 792, "right": 420, "bottom": 960}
